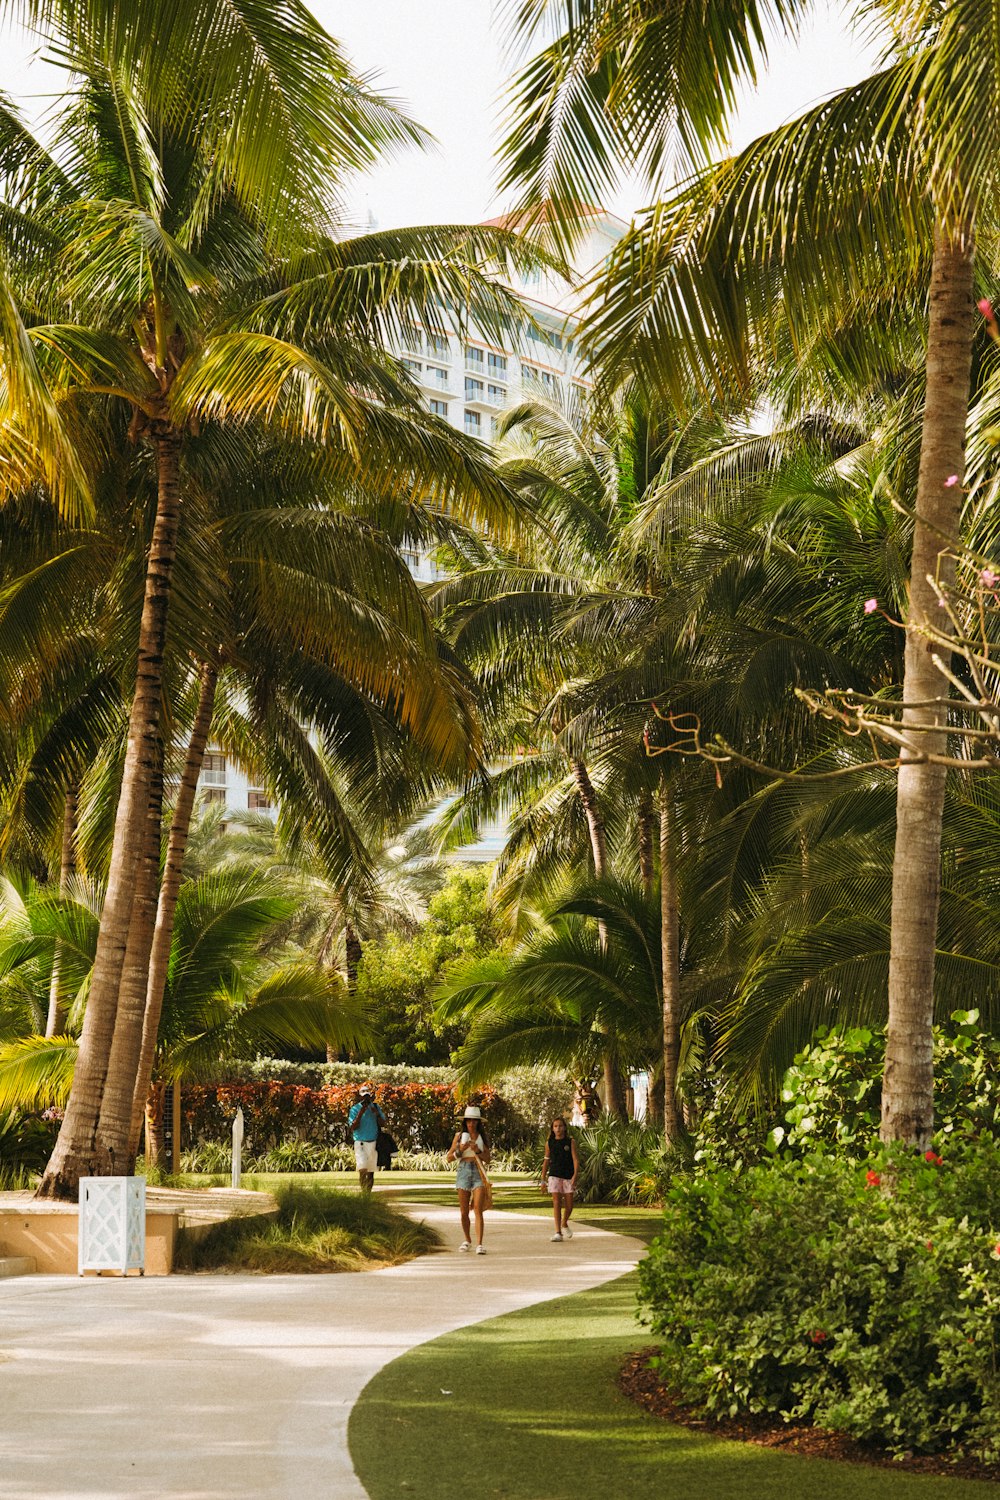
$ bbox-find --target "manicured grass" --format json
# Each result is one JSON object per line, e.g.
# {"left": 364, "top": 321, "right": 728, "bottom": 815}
{"left": 173, "top": 1182, "right": 439, "bottom": 1273}
{"left": 349, "top": 1271, "right": 994, "bottom": 1500}
{"left": 175, "top": 1171, "right": 666, "bottom": 1243}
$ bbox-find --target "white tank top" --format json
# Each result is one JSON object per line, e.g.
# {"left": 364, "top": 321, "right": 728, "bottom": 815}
{"left": 459, "top": 1130, "right": 484, "bottom": 1159}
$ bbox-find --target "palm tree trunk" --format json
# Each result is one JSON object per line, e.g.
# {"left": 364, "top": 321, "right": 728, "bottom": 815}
{"left": 95, "top": 749, "right": 164, "bottom": 1172}
{"left": 569, "top": 757, "right": 627, "bottom": 1117}
{"left": 659, "top": 773, "right": 682, "bottom": 1140}
{"left": 570, "top": 757, "right": 608, "bottom": 878}
{"left": 128, "top": 659, "right": 218, "bottom": 1156}
{"left": 638, "top": 787, "right": 655, "bottom": 894}
{"left": 38, "top": 428, "right": 183, "bottom": 1199}
{"left": 44, "top": 787, "right": 78, "bottom": 1039}
{"left": 881, "top": 223, "right": 975, "bottom": 1148}
{"left": 145, "top": 1082, "right": 166, "bottom": 1169}
{"left": 328, "top": 918, "right": 363, "bottom": 1062}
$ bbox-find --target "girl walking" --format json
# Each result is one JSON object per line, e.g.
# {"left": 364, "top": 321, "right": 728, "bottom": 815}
{"left": 541, "top": 1116, "right": 579, "bottom": 1241}
{"left": 447, "top": 1105, "right": 491, "bottom": 1254}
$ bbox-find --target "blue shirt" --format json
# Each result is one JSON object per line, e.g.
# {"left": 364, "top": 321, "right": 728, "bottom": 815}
{"left": 348, "top": 1097, "right": 384, "bottom": 1142}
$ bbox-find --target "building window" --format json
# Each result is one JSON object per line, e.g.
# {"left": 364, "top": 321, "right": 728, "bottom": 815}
{"left": 402, "top": 325, "right": 423, "bottom": 355}
{"left": 202, "top": 752, "right": 227, "bottom": 786}
{"left": 248, "top": 789, "right": 271, "bottom": 812}
{"left": 487, "top": 383, "right": 505, "bottom": 405}
{"left": 429, "top": 398, "right": 448, "bottom": 417}
{"left": 201, "top": 786, "right": 227, "bottom": 805}
{"left": 524, "top": 364, "right": 556, "bottom": 394}
{"left": 425, "top": 365, "right": 449, "bottom": 390}
{"left": 426, "top": 332, "right": 449, "bottom": 357}
{"left": 490, "top": 417, "right": 501, "bottom": 441}
{"left": 402, "top": 357, "right": 422, "bottom": 376}
{"left": 464, "top": 377, "right": 484, "bottom": 401}
{"left": 488, "top": 352, "right": 507, "bottom": 378}
{"left": 464, "top": 344, "right": 485, "bottom": 371}
{"left": 464, "top": 409, "right": 482, "bottom": 436}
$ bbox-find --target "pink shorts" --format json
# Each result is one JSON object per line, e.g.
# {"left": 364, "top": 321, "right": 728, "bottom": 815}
{"left": 548, "top": 1176, "right": 574, "bottom": 1196}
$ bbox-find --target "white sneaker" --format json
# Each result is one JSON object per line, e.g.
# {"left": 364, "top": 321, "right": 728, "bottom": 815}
{"left": 551, "top": 1232, "right": 563, "bottom": 1242}
{"left": 563, "top": 1224, "right": 573, "bottom": 1239}
{"left": 458, "top": 1241, "right": 471, "bottom": 1252}
{"left": 475, "top": 1244, "right": 486, "bottom": 1255}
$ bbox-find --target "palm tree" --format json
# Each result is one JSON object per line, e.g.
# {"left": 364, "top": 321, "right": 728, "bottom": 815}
{"left": 436, "top": 875, "right": 663, "bottom": 1095}
{"left": 0, "top": 16, "right": 541, "bottom": 1196}
{"left": 500, "top": 0, "right": 999, "bottom": 1146}
{"left": 0, "top": 862, "right": 369, "bottom": 1148}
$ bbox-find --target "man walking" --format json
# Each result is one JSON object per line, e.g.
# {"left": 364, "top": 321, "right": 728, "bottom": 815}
{"left": 348, "top": 1084, "right": 384, "bottom": 1193}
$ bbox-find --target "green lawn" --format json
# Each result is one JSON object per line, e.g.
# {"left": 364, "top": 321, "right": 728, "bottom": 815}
{"left": 349, "top": 1271, "right": 994, "bottom": 1500}
{"left": 176, "top": 1170, "right": 670, "bottom": 1242}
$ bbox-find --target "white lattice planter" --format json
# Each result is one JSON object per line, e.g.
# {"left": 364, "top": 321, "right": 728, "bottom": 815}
{"left": 78, "top": 1176, "right": 146, "bottom": 1276}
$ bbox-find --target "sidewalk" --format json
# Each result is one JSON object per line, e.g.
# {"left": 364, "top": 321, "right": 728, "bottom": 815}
{"left": 0, "top": 1201, "right": 643, "bottom": 1500}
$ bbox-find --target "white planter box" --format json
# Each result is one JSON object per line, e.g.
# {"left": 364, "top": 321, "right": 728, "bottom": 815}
{"left": 78, "top": 1176, "right": 146, "bottom": 1275}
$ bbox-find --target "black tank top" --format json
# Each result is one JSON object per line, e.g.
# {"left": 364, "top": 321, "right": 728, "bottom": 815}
{"left": 548, "top": 1135, "right": 574, "bottom": 1178}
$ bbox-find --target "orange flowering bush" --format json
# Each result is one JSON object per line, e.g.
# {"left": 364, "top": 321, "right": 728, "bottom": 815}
{"left": 182, "top": 1080, "right": 512, "bottom": 1152}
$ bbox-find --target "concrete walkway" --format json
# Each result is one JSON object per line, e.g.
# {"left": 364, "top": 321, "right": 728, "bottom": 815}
{"left": 0, "top": 1199, "right": 643, "bottom": 1500}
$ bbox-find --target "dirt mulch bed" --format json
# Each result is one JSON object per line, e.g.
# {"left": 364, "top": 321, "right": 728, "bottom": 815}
{"left": 619, "top": 1348, "right": 1000, "bottom": 1483}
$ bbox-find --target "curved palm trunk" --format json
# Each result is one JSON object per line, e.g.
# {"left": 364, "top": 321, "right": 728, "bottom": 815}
{"left": 128, "top": 660, "right": 218, "bottom": 1156}
{"left": 95, "top": 751, "right": 164, "bottom": 1172}
{"left": 659, "top": 774, "right": 682, "bottom": 1141}
{"left": 39, "top": 428, "right": 183, "bottom": 1199}
{"left": 45, "top": 787, "right": 78, "bottom": 1039}
{"left": 882, "top": 224, "right": 975, "bottom": 1148}
{"left": 570, "top": 757, "right": 608, "bottom": 878}
{"left": 569, "top": 757, "right": 627, "bottom": 1117}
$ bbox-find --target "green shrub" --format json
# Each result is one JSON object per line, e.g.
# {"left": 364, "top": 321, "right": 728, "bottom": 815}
{"left": 574, "top": 1117, "right": 684, "bottom": 1205}
{"left": 771, "top": 1010, "right": 1000, "bottom": 1159}
{"left": 210, "top": 1059, "right": 457, "bottom": 1087}
{"left": 0, "top": 1108, "right": 59, "bottom": 1186}
{"left": 638, "top": 1142, "right": 1000, "bottom": 1459}
{"left": 494, "top": 1067, "right": 574, "bottom": 1145}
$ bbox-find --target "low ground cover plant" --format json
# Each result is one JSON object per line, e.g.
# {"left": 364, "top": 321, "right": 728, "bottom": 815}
{"left": 638, "top": 1142, "right": 1000, "bottom": 1460}
{"left": 573, "top": 1117, "right": 684, "bottom": 1205}
{"left": 174, "top": 1182, "right": 438, "bottom": 1273}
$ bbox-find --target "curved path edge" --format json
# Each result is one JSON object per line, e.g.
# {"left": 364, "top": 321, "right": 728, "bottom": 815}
{"left": 0, "top": 1197, "right": 643, "bottom": 1499}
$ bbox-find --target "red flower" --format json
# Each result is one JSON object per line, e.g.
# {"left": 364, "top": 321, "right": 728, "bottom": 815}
{"left": 810, "top": 1330, "right": 828, "bottom": 1344}
{"left": 924, "top": 1150, "right": 942, "bottom": 1166}
{"left": 979, "top": 298, "right": 994, "bottom": 320}
{"left": 865, "top": 1169, "right": 881, "bottom": 1187}
{"left": 926, "top": 1241, "right": 934, "bottom": 1252}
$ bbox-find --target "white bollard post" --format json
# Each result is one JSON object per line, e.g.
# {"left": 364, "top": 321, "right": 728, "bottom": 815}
{"left": 232, "top": 1106, "right": 244, "bottom": 1190}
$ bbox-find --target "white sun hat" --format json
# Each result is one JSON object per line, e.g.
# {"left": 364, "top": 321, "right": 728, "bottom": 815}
{"left": 463, "top": 1105, "right": 482, "bottom": 1119}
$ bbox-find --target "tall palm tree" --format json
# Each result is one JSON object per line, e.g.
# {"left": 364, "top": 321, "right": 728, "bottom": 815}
{"left": 501, "top": 0, "right": 999, "bottom": 1146}
{"left": 0, "top": 17, "right": 540, "bottom": 1195}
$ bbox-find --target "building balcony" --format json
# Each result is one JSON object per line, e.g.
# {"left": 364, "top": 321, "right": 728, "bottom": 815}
{"left": 420, "top": 369, "right": 452, "bottom": 394}
{"left": 464, "top": 385, "right": 508, "bottom": 411}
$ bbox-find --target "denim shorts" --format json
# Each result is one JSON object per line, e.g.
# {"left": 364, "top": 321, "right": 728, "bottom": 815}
{"left": 456, "top": 1160, "right": 486, "bottom": 1193}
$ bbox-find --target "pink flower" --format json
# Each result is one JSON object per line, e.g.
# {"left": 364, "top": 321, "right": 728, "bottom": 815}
{"left": 979, "top": 298, "right": 994, "bottom": 319}
{"left": 981, "top": 569, "right": 998, "bottom": 587}
{"left": 944, "top": 474, "right": 959, "bottom": 487}
{"left": 864, "top": 598, "right": 878, "bottom": 615}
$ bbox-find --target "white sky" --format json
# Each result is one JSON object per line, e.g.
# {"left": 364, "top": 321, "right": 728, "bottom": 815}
{"left": 0, "top": 0, "right": 882, "bottom": 230}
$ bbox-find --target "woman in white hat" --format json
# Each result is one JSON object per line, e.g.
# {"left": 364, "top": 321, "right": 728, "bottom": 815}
{"left": 446, "top": 1105, "right": 491, "bottom": 1254}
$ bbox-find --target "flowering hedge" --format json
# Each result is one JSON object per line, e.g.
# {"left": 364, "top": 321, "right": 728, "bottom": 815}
{"left": 638, "top": 1141, "right": 1000, "bottom": 1460}
{"left": 181, "top": 1080, "right": 513, "bottom": 1153}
